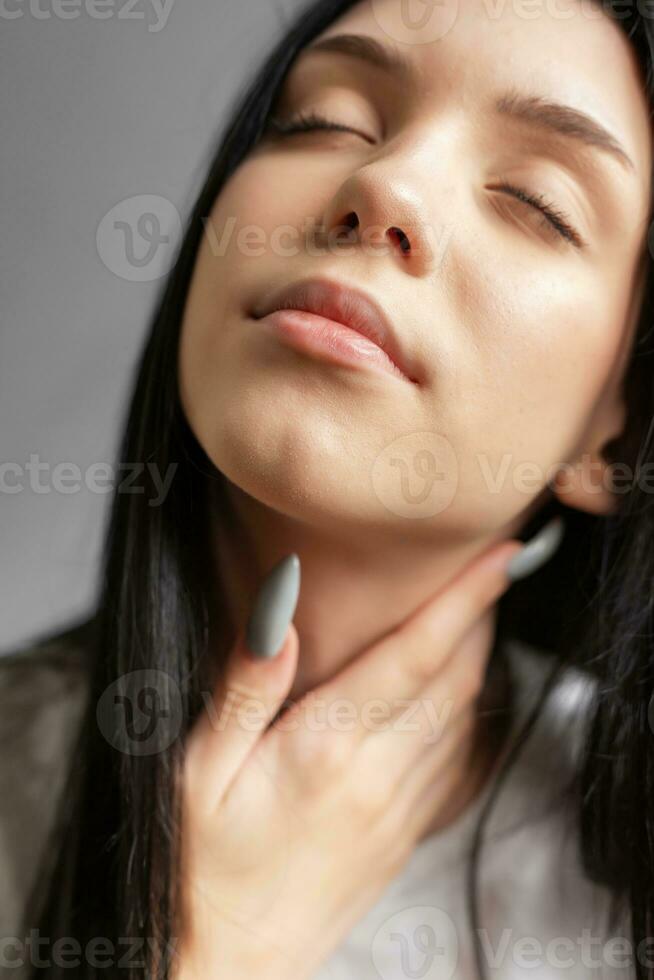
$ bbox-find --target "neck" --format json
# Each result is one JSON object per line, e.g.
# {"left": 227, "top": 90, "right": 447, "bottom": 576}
{"left": 207, "top": 476, "right": 517, "bottom": 842}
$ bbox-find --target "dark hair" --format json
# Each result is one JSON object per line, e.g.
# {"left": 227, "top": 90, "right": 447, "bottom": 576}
{"left": 21, "top": 0, "right": 654, "bottom": 976}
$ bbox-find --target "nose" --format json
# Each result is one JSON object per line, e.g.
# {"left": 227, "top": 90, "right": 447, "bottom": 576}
{"left": 319, "top": 167, "right": 436, "bottom": 278}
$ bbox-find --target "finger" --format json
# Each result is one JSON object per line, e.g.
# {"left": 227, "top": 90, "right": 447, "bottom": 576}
{"left": 376, "top": 701, "right": 475, "bottom": 818}
{"left": 185, "top": 623, "right": 299, "bottom": 811}
{"left": 400, "top": 706, "right": 513, "bottom": 847}
{"left": 375, "top": 706, "right": 475, "bottom": 849}
{"left": 317, "top": 539, "right": 522, "bottom": 751}
{"left": 402, "top": 756, "right": 472, "bottom": 848}
{"left": 363, "top": 625, "right": 488, "bottom": 784}
{"left": 397, "top": 702, "right": 476, "bottom": 806}
{"left": 401, "top": 729, "right": 488, "bottom": 848}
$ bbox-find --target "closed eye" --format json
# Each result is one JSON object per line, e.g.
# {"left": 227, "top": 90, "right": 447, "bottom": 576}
{"left": 266, "top": 110, "right": 587, "bottom": 249}
{"left": 490, "top": 180, "right": 586, "bottom": 249}
{"left": 266, "top": 109, "right": 376, "bottom": 144}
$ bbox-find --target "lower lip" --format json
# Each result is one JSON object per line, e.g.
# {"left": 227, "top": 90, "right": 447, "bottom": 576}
{"left": 255, "top": 308, "right": 408, "bottom": 382}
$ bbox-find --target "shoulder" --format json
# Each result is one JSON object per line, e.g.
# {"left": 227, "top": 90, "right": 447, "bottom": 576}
{"left": 0, "top": 615, "right": 93, "bottom": 773}
{"left": 0, "top": 614, "right": 95, "bottom": 936}
{"left": 0, "top": 614, "right": 93, "bottom": 709}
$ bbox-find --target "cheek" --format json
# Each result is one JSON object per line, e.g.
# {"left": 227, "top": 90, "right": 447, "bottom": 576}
{"left": 209, "top": 153, "right": 334, "bottom": 252}
{"left": 448, "top": 260, "right": 627, "bottom": 510}
{"left": 177, "top": 162, "right": 279, "bottom": 425}
{"left": 179, "top": 153, "right": 337, "bottom": 382}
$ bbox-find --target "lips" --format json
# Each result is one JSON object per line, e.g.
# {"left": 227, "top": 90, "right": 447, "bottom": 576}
{"left": 251, "top": 276, "right": 420, "bottom": 384}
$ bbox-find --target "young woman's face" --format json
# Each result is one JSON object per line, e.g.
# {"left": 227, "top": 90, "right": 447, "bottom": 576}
{"left": 178, "top": 0, "right": 652, "bottom": 540}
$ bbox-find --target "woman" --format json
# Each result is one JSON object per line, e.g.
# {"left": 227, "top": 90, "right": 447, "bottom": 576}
{"left": 2, "top": 0, "right": 654, "bottom": 976}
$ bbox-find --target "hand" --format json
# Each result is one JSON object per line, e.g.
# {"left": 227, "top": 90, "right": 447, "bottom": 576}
{"left": 173, "top": 539, "right": 524, "bottom": 980}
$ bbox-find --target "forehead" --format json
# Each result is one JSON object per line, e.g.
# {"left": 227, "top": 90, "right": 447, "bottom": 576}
{"left": 310, "top": 0, "right": 652, "bottom": 195}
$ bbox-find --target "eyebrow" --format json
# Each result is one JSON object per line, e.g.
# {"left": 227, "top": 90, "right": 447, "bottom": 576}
{"left": 303, "top": 32, "right": 422, "bottom": 91}
{"left": 301, "top": 32, "right": 637, "bottom": 176}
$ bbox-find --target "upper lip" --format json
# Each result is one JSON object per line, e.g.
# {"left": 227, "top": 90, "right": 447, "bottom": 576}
{"left": 251, "top": 276, "right": 421, "bottom": 384}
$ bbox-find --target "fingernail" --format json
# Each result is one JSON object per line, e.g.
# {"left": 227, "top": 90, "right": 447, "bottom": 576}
{"left": 505, "top": 516, "right": 565, "bottom": 582}
{"left": 245, "top": 553, "right": 301, "bottom": 658}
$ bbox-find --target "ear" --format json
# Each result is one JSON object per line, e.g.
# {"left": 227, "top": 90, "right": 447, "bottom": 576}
{"left": 549, "top": 398, "right": 626, "bottom": 516}
{"left": 550, "top": 246, "right": 649, "bottom": 517}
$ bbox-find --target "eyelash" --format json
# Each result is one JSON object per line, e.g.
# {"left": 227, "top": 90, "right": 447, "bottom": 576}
{"left": 492, "top": 180, "right": 585, "bottom": 249}
{"left": 267, "top": 110, "right": 587, "bottom": 250}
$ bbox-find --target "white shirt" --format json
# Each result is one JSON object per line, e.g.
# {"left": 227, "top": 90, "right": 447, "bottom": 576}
{"left": 313, "top": 640, "right": 631, "bottom": 980}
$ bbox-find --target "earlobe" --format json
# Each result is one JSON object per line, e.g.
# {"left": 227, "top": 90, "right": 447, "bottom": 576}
{"left": 549, "top": 448, "right": 623, "bottom": 516}
{"left": 549, "top": 382, "right": 627, "bottom": 516}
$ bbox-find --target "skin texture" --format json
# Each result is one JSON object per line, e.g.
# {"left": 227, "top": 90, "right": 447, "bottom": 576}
{"left": 177, "top": 0, "right": 652, "bottom": 839}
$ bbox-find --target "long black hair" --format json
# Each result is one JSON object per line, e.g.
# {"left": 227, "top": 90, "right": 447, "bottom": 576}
{"left": 19, "top": 0, "right": 654, "bottom": 976}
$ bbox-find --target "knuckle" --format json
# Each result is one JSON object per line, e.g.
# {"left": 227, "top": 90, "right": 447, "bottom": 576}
{"left": 289, "top": 725, "right": 352, "bottom": 777}
{"left": 317, "top": 731, "right": 352, "bottom": 774}
{"left": 349, "top": 738, "right": 396, "bottom": 816}
{"left": 407, "top": 646, "right": 438, "bottom": 686}
{"left": 349, "top": 767, "right": 391, "bottom": 819}
{"left": 223, "top": 678, "right": 267, "bottom": 717}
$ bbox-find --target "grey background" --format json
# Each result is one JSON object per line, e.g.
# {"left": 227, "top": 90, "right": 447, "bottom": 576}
{"left": 0, "top": 0, "right": 305, "bottom": 653}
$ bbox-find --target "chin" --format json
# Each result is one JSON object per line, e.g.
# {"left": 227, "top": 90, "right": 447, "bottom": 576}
{"left": 200, "top": 402, "right": 350, "bottom": 527}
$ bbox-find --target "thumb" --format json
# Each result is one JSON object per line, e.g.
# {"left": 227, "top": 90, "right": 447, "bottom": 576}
{"left": 190, "top": 555, "right": 301, "bottom": 798}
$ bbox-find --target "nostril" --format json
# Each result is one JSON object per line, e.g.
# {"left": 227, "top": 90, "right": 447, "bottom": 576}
{"left": 388, "top": 226, "right": 411, "bottom": 255}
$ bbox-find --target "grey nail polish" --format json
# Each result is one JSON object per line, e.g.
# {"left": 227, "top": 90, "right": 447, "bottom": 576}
{"left": 245, "top": 553, "right": 301, "bottom": 658}
{"left": 506, "top": 516, "right": 565, "bottom": 582}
